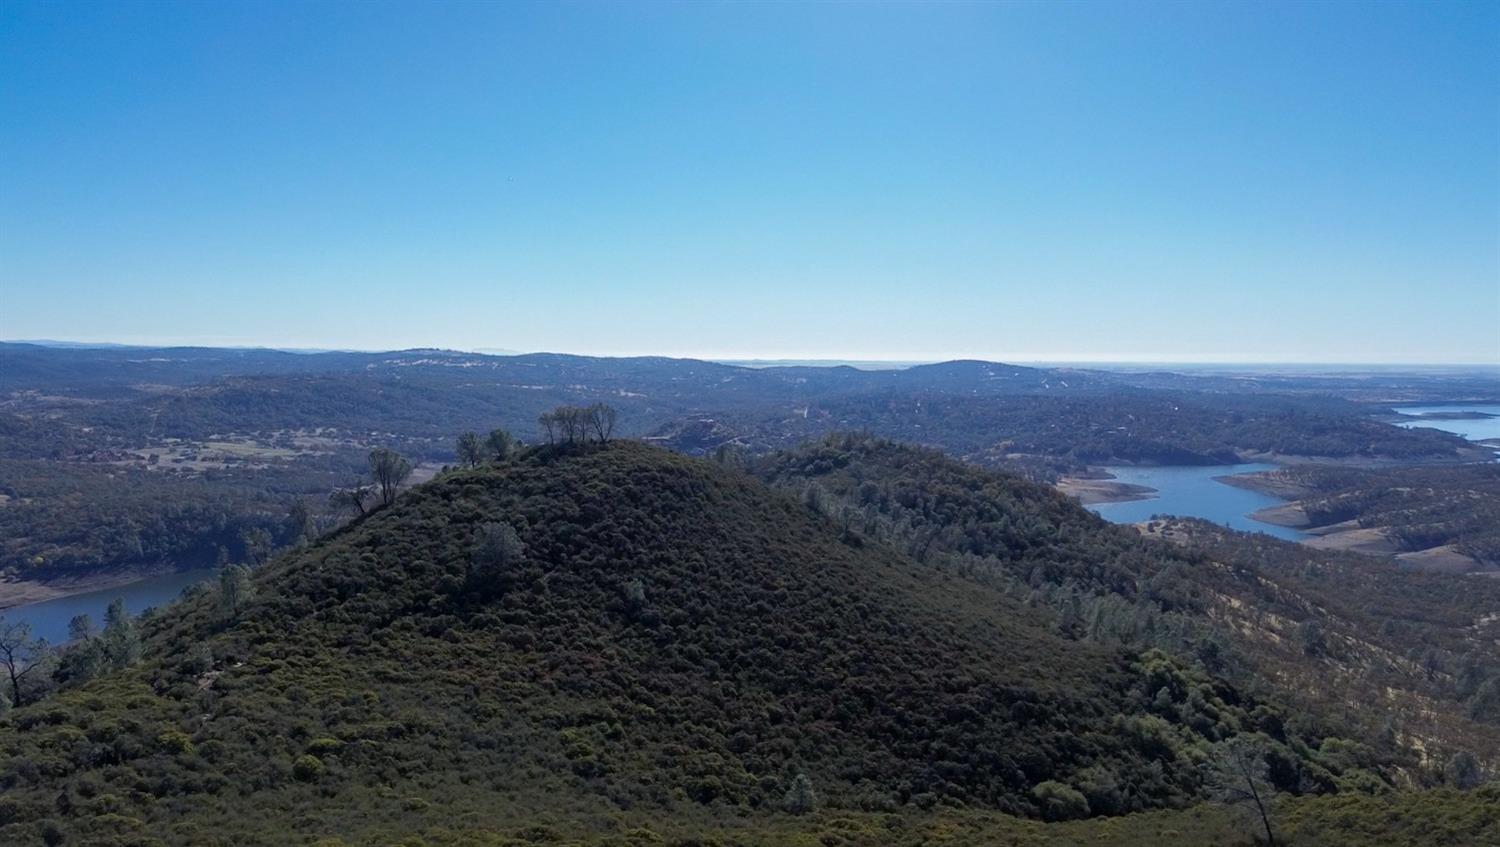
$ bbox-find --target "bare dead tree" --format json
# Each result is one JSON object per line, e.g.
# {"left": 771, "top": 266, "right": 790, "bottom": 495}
{"left": 588, "top": 403, "right": 618, "bottom": 442}
{"left": 0, "top": 619, "right": 48, "bottom": 708}
{"left": 539, "top": 411, "right": 558, "bottom": 445}
{"left": 1205, "top": 736, "right": 1278, "bottom": 846}
{"left": 330, "top": 485, "right": 372, "bottom": 517}
{"left": 369, "top": 448, "right": 412, "bottom": 507}
{"left": 539, "top": 404, "right": 618, "bottom": 447}
{"left": 559, "top": 406, "right": 585, "bottom": 443}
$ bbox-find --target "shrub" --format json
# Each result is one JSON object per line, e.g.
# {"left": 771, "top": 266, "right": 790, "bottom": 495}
{"left": 157, "top": 730, "right": 194, "bottom": 756}
{"left": 1032, "top": 780, "right": 1090, "bottom": 821}
{"left": 292, "top": 754, "right": 325, "bottom": 782}
{"left": 306, "top": 737, "right": 344, "bottom": 757}
{"left": 621, "top": 579, "right": 647, "bottom": 618}
{"left": 469, "top": 522, "right": 526, "bottom": 595}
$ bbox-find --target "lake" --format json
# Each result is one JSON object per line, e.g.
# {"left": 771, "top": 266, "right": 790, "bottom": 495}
{"left": 1391, "top": 403, "right": 1500, "bottom": 448}
{"left": 1, "top": 568, "right": 216, "bottom": 645}
{"left": 1085, "top": 463, "right": 1307, "bottom": 541}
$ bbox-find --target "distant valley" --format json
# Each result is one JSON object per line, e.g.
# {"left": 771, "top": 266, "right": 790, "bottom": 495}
{"left": 2, "top": 342, "right": 1495, "bottom": 602}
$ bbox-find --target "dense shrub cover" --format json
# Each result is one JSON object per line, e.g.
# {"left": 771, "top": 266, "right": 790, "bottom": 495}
{"left": 753, "top": 435, "right": 1500, "bottom": 766}
{"left": 0, "top": 441, "right": 1446, "bottom": 845}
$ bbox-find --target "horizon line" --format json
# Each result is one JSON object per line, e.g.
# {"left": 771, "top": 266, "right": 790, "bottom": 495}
{"left": 4, "top": 339, "right": 1499, "bottom": 370}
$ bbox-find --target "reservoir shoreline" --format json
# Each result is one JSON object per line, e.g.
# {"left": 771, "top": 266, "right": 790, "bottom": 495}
{"left": 0, "top": 566, "right": 219, "bottom": 644}
{"left": 1072, "top": 462, "right": 1307, "bottom": 541}
{"left": 0, "top": 564, "right": 188, "bottom": 611}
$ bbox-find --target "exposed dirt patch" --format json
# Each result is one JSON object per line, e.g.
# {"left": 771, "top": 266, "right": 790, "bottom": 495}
{"left": 1302, "top": 525, "right": 1400, "bottom": 556}
{"left": 1395, "top": 545, "right": 1486, "bottom": 575}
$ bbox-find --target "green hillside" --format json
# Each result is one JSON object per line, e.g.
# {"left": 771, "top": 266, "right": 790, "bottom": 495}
{"left": 0, "top": 442, "right": 1493, "bottom": 845}
{"left": 751, "top": 435, "right": 1500, "bottom": 772}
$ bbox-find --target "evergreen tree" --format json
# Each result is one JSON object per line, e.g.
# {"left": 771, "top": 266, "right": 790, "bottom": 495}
{"left": 485, "top": 428, "right": 516, "bottom": 461}
{"left": 102, "top": 598, "right": 141, "bottom": 670}
{"left": 781, "top": 773, "right": 816, "bottom": 815}
{"left": 67, "top": 614, "right": 96, "bottom": 643}
{"left": 220, "top": 564, "right": 255, "bottom": 621}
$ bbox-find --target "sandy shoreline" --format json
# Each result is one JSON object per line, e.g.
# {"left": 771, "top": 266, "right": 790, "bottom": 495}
{"left": 1055, "top": 476, "right": 1156, "bottom": 506}
{"left": 0, "top": 565, "right": 180, "bottom": 612}
{"left": 1244, "top": 501, "right": 1309, "bottom": 528}
{"left": 1237, "top": 447, "right": 1499, "bottom": 467}
{"left": 1215, "top": 472, "right": 1310, "bottom": 501}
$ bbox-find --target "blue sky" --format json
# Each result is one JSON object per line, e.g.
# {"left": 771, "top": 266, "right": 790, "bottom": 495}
{"left": 2, "top": 1, "right": 1496, "bottom": 363}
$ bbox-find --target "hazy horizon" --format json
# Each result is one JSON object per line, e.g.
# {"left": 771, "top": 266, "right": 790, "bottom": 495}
{"left": 3, "top": 2, "right": 1497, "bottom": 364}
{"left": 7, "top": 336, "right": 1500, "bottom": 371}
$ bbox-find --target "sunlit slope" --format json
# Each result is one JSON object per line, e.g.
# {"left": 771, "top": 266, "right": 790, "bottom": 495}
{"left": 0, "top": 441, "right": 1470, "bottom": 844}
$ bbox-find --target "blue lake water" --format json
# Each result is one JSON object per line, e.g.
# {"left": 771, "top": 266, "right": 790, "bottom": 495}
{"left": 1391, "top": 403, "right": 1500, "bottom": 448}
{"left": 1085, "top": 463, "right": 1307, "bottom": 541}
{"left": 1, "top": 568, "right": 216, "bottom": 645}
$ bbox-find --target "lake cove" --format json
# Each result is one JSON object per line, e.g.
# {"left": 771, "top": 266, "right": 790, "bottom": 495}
{"left": 1084, "top": 463, "right": 1307, "bottom": 541}
{"left": 1391, "top": 403, "right": 1500, "bottom": 453}
{"left": 0, "top": 568, "right": 217, "bottom": 644}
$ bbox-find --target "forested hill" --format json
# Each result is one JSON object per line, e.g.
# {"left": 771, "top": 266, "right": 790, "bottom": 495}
{"left": 4, "top": 441, "right": 1485, "bottom": 845}
{"left": 1, "top": 343, "right": 1077, "bottom": 398}
{"left": 1, "top": 343, "right": 1478, "bottom": 467}
{"left": 751, "top": 436, "right": 1500, "bottom": 775}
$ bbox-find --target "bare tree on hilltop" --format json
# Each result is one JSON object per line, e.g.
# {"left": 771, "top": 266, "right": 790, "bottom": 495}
{"left": 539, "top": 403, "right": 618, "bottom": 446}
{"left": 588, "top": 403, "right": 617, "bottom": 442}
{"left": 329, "top": 447, "right": 416, "bottom": 521}
{"left": 329, "top": 484, "right": 373, "bottom": 517}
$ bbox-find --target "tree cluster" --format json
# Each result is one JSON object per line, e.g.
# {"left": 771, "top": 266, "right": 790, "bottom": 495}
{"left": 0, "top": 598, "right": 142, "bottom": 709}
{"left": 455, "top": 428, "right": 518, "bottom": 468}
{"left": 538, "top": 403, "right": 617, "bottom": 446}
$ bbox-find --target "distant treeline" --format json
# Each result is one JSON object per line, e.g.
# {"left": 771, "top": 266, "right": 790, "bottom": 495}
{"left": 671, "top": 391, "right": 1472, "bottom": 470}
{"left": 0, "top": 459, "right": 337, "bottom": 577}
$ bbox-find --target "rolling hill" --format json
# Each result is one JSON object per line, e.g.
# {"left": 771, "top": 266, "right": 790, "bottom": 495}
{"left": 752, "top": 435, "right": 1500, "bottom": 771}
{"left": 7, "top": 441, "right": 1490, "bottom": 844}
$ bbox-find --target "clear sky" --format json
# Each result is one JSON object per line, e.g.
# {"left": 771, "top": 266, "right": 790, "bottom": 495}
{"left": 2, "top": 1, "right": 1497, "bottom": 363}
